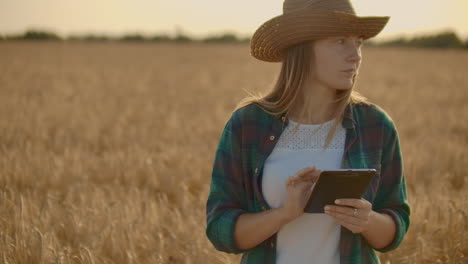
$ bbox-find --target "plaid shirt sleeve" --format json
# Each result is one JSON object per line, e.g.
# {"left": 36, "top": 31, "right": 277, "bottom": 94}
{"left": 372, "top": 114, "right": 411, "bottom": 252}
{"left": 205, "top": 111, "right": 249, "bottom": 254}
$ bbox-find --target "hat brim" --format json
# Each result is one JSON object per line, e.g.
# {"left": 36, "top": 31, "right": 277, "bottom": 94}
{"left": 250, "top": 9, "right": 390, "bottom": 62}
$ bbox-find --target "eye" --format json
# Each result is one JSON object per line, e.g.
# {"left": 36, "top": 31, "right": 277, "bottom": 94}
{"left": 336, "top": 38, "right": 345, "bottom": 44}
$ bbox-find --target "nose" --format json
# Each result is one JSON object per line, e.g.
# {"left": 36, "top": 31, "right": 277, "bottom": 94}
{"left": 347, "top": 45, "right": 362, "bottom": 66}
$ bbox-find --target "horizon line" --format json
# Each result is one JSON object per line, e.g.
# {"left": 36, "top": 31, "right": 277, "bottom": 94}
{"left": 1, "top": 27, "right": 467, "bottom": 42}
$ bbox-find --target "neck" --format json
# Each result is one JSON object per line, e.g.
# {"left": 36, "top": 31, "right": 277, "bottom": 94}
{"left": 288, "top": 78, "right": 338, "bottom": 124}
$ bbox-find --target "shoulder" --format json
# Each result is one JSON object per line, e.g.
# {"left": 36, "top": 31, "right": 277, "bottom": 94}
{"left": 352, "top": 102, "right": 397, "bottom": 131}
{"left": 230, "top": 103, "right": 273, "bottom": 124}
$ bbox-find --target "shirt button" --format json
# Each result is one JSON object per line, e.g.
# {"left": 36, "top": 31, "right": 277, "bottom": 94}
{"left": 281, "top": 116, "right": 285, "bottom": 121}
{"left": 269, "top": 135, "right": 275, "bottom": 141}
{"left": 261, "top": 205, "right": 266, "bottom": 210}
{"left": 270, "top": 241, "right": 275, "bottom": 248}
{"left": 254, "top": 168, "right": 258, "bottom": 174}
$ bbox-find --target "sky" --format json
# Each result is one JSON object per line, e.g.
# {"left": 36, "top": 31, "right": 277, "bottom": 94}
{"left": 1, "top": 0, "right": 467, "bottom": 41}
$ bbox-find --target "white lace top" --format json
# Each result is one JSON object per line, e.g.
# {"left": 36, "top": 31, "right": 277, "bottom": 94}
{"left": 275, "top": 118, "right": 346, "bottom": 150}
{"left": 261, "top": 118, "right": 346, "bottom": 264}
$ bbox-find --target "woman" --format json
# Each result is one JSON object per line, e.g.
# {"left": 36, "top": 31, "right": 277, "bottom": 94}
{"left": 205, "top": 0, "right": 411, "bottom": 263}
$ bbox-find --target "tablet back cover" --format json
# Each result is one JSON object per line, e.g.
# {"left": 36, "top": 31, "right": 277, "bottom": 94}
{"left": 304, "top": 170, "right": 375, "bottom": 214}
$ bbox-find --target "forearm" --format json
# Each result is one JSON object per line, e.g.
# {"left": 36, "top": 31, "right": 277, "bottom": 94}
{"left": 234, "top": 207, "right": 291, "bottom": 250}
{"left": 362, "top": 210, "right": 396, "bottom": 249}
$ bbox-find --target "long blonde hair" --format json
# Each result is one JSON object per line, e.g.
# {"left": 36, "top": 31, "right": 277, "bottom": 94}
{"left": 234, "top": 40, "right": 371, "bottom": 149}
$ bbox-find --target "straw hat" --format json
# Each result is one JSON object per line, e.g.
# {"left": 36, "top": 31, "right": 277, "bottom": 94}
{"left": 250, "top": 0, "right": 390, "bottom": 62}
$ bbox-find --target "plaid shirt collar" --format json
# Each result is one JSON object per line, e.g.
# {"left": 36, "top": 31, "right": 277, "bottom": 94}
{"left": 276, "top": 101, "right": 356, "bottom": 130}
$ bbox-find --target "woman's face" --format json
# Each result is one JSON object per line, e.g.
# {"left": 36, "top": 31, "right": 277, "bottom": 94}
{"left": 310, "top": 35, "right": 363, "bottom": 90}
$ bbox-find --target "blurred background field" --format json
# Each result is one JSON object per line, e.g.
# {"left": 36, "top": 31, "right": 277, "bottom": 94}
{"left": 0, "top": 42, "right": 467, "bottom": 263}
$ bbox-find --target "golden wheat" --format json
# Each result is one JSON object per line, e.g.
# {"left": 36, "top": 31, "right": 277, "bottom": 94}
{"left": 0, "top": 41, "right": 466, "bottom": 263}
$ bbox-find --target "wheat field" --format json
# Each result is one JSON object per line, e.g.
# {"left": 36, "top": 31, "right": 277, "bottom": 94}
{"left": 0, "top": 41, "right": 467, "bottom": 263}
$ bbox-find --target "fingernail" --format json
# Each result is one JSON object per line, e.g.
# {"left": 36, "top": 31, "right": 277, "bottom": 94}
{"left": 335, "top": 200, "right": 341, "bottom": 204}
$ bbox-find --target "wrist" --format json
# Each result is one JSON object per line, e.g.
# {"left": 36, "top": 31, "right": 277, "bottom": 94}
{"left": 362, "top": 210, "right": 378, "bottom": 237}
{"left": 277, "top": 206, "right": 295, "bottom": 225}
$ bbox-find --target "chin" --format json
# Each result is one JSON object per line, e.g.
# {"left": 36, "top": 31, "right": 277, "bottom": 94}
{"left": 326, "top": 75, "right": 355, "bottom": 90}
{"left": 322, "top": 77, "right": 354, "bottom": 91}
{"left": 333, "top": 81, "right": 354, "bottom": 90}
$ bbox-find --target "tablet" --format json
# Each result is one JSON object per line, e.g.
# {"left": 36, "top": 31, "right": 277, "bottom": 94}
{"left": 304, "top": 169, "right": 376, "bottom": 214}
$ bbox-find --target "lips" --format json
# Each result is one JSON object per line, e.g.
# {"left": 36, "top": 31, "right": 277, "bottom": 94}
{"left": 341, "top": 69, "right": 356, "bottom": 79}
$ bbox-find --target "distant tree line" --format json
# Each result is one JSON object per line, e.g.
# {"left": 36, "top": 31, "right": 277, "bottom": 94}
{"left": 366, "top": 31, "right": 468, "bottom": 49}
{"left": 1, "top": 29, "right": 467, "bottom": 49}
{"left": 0, "top": 30, "right": 250, "bottom": 44}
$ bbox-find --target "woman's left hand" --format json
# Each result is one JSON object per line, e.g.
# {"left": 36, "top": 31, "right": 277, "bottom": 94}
{"left": 324, "top": 198, "right": 373, "bottom": 234}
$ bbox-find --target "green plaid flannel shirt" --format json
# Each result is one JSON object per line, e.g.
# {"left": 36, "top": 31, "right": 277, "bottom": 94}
{"left": 205, "top": 101, "right": 410, "bottom": 263}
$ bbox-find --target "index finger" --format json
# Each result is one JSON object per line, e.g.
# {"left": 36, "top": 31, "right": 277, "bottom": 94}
{"left": 296, "top": 165, "right": 317, "bottom": 177}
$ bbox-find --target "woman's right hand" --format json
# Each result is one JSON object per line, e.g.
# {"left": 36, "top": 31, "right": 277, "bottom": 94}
{"left": 281, "top": 166, "right": 321, "bottom": 223}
